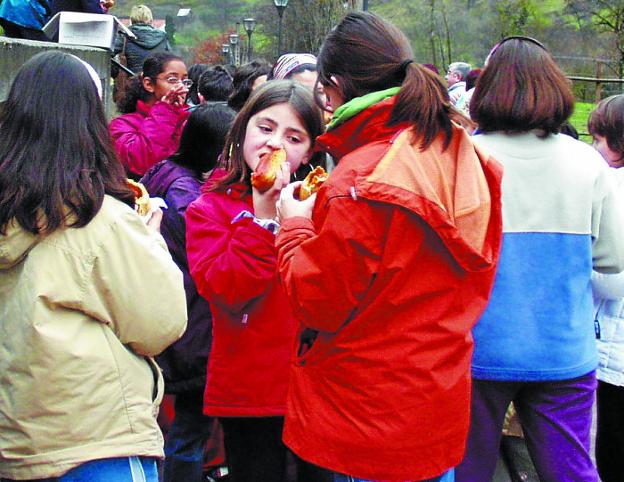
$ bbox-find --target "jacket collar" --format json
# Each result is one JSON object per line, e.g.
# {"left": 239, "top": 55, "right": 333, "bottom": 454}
{"left": 0, "top": 220, "right": 39, "bottom": 270}
{"left": 202, "top": 168, "right": 250, "bottom": 201}
{"left": 316, "top": 89, "right": 410, "bottom": 161}
{"left": 326, "top": 87, "right": 400, "bottom": 130}
{"left": 136, "top": 100, "right": 152, "bottom": 116}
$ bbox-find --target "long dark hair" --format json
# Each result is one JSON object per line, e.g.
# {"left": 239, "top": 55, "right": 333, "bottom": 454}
{"left": 212, "top": 80, "right": 324, "bottom": 192}
{"left": 317, "top": 12, "right": 464, "bottom": 149}
{"left": 0, "top": 51, "right": 134, "bottom": 235}
{"left": 116, "top": 52, "right": 184, "bottom": 114}
{"left": 170, "top": 103, "right": 236, "bottom": 177}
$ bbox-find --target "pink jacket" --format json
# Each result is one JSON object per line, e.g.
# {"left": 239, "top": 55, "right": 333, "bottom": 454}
{"left": 109, "top": 100, "right": 189, "bottom": 176}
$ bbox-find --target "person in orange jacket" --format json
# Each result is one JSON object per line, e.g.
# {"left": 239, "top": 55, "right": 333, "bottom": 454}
{"left": 276, "top": 12, "right": 503, "bottom": 482}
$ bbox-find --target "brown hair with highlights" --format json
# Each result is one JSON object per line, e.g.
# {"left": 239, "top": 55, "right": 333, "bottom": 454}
{"left": 210, "top": 80, "right": 324, "bottom": 193}
{"left": 316, "top": 11, "right": 470, "bottom": 149}
{"left": 470, "top": 37, "right": 574, "bottom": 135}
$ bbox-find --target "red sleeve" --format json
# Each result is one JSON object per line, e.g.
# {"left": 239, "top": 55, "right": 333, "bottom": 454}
{"left": 276, "top": 198, "right": 385, "bottom": 333}
{"left": 110, "top": 102, "right": 189, "bottom": 176}
{"left": 186, "top": 195, "right": 278, "bottom": 314}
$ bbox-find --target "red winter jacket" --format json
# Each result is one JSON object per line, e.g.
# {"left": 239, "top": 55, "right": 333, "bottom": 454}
{"left": 109, "top": 100, "right": 189, "bottom": 177}
{"left": 276, "top": 97, "right": 503, "bottom": 480}
{"left": 186, "top": 182, "right": 297, "bottom": 417}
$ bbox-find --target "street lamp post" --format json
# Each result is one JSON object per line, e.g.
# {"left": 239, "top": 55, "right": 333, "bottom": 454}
{"left": 243, "top": 17, "right": 256, "bottom": 63}
{"left": 273, "top": 0, "right": 289, "bottom": 57}
{"left": 229, "top": 33, "right": 239, "bottom": 66}
{"left": 222, "top": 44, "right": 230, "bottom": 64}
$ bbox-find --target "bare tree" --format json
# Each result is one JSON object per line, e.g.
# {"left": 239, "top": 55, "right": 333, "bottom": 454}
{"left": 566, "top": 0, "right": 624, "bottom": 77}
{"left": 282, "top": 0, "right": 351, "bottom": 54}
{"left": 492, "top": 0, "right": 536, "bottom": 37}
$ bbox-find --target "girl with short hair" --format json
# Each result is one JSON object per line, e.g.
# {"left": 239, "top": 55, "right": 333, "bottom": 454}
{"left": 587, "top": 94, "right": 624, "bottom": 482}
{"left": 456, "top": 38, "right": 624, "bottom": 482}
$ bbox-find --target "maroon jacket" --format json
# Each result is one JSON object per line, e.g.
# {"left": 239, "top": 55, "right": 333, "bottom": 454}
{"left": 186, "top": 183, "right": 297, "bottom": 417}
{"left": 109, "top": 100, "right": 189, "bottom": 177}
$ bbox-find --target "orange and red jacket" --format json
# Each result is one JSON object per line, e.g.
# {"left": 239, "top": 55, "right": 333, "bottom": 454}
{"left": 276, "top": 97, "right": 503, "bottom": 480}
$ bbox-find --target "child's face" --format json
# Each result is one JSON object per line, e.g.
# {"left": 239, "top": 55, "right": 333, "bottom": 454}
{"left": 243, "top": 102, "right": 312, "bottom": 173}
{"left": 144, "top": 60, "right": 189, "bottom": 102}
{"left": 593, "top": 134, "right": 623, "bottom": 168}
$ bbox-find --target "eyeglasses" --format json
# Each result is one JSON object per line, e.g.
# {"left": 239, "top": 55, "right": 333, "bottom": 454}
{"left": 157, "top": 76, "right": 193, "bottom": 88}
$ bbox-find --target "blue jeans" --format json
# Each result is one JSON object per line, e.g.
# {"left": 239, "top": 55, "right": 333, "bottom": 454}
{"left": 2, "top": 457, "right": 159, "bottom": 482}
{"left": 332, "top": 468, "right": 454, "bottom": 482}
{"left": 163, "top": 392, "right": 217, "bottom": 482}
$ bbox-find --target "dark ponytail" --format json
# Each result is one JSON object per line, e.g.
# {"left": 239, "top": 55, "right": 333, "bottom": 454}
{"left": 317, "top": 12, "right": 465, "bottom": 149}
{"left": 392, "top": 62, "right": 464, "bottom": 149}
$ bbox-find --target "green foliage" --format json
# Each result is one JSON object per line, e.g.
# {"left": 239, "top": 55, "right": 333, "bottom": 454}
{"left": 107, "top": 0, "right": 623, "bottom": 102}
{"left": 570, "top": 101, "right": 595, "bottom": 143}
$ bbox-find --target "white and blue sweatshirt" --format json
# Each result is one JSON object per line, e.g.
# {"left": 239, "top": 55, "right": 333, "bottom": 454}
{"left": 471, "top": 132, "right": 624, "bottom": 381}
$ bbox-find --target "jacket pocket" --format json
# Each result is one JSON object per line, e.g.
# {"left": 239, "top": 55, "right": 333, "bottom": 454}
{"left": 295, "top": 328, "right": 321, "bottom": 366}
{"left": 145, "top": 356, "right": 165, "bottom": 406}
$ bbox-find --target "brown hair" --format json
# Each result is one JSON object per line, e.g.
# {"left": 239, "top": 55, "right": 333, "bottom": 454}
{"left": 227, "top": 60, "right": 272, "bottom": 111}
{"left": 588, "top": 95, "right": 624, "bottom": 158}
{"left": 210, "top": 80, "right": 324, "bottom": 192}
{"left": 316, "top": 11, "right": 467, "bottom": 149}
{"left": 470, "top": 37, "right": 574, "bottom": 135}
{"left": 0, "top": 51, "right": 133, "bottom": 235}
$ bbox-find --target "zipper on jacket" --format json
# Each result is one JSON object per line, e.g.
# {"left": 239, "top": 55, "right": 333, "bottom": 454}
{"left": 242, "top": 313, "right": 248, "bottom": 325}
{"left": 595, "top": 300, "right": 605, "bottom": 339}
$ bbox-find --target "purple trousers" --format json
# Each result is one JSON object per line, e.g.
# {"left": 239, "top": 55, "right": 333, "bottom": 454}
{"left": 456, "top": 372, "right": 598, "bottom": 482}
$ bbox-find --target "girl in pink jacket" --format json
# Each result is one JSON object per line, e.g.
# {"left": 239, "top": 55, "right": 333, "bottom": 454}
{"left": 110, "top": 52, "right": 190, "bottom": 178}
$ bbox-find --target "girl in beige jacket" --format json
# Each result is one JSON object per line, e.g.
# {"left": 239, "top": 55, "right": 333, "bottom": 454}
{"left": 0, "top": 51, "right": 187, "bottom": 482}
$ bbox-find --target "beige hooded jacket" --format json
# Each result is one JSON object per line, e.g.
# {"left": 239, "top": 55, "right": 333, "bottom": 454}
{"left": 0, "top": 195, "right": 187, "bottom": 480}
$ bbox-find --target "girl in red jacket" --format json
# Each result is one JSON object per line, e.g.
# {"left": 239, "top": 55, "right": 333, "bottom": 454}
{"left": 185, "top": 80, "right": 324, "bottom": 482}
{"left": 276, "top": 12, "right": 503, "bottom": 482}
{"left": 110, "top": 52, "right": 190, "bottom": 178}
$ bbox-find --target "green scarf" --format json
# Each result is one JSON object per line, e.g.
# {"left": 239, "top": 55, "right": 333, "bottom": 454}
{"left": 326, "top": 87, "right": 401, "bottom": 131}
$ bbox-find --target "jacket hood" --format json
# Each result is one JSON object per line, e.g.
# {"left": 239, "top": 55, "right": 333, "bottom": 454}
{"left": 130, "top": 24, "right": 168, "bottom": 49}
{"left": 141, "top": 160, "right": 198, "bottom": 198}
{"left": 318, "top": 95, "right": 503, "bottom": 273}
{"left": 0, "top": 221, "right": 39, "bottom": 270}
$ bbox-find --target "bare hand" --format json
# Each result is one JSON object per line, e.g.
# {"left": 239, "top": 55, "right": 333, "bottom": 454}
{"left": 277, "top": 182, "right": 316, "bottom": 221}
{"left": 161, "top": 83, "right": 188, "bottom": 107}
{"left": 253, "top": 162, "right": 291, "bottom": 219}
{"left": 146, "top": 208, "right": 163, "bottom": 232}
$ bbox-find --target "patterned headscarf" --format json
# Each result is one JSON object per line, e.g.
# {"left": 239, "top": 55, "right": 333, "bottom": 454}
{"left": 272, "top": 53, "right": 317, "bottom": 80}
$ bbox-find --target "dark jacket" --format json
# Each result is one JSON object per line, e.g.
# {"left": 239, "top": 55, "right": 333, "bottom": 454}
{"left": 141, "top": 160, "right": 213, "bottom": 394}
{"left": 114, "top": 23, "right": 170, "bottom": 75}
{"left": 50, "top": 0, "right": 105, "bottom": 14}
